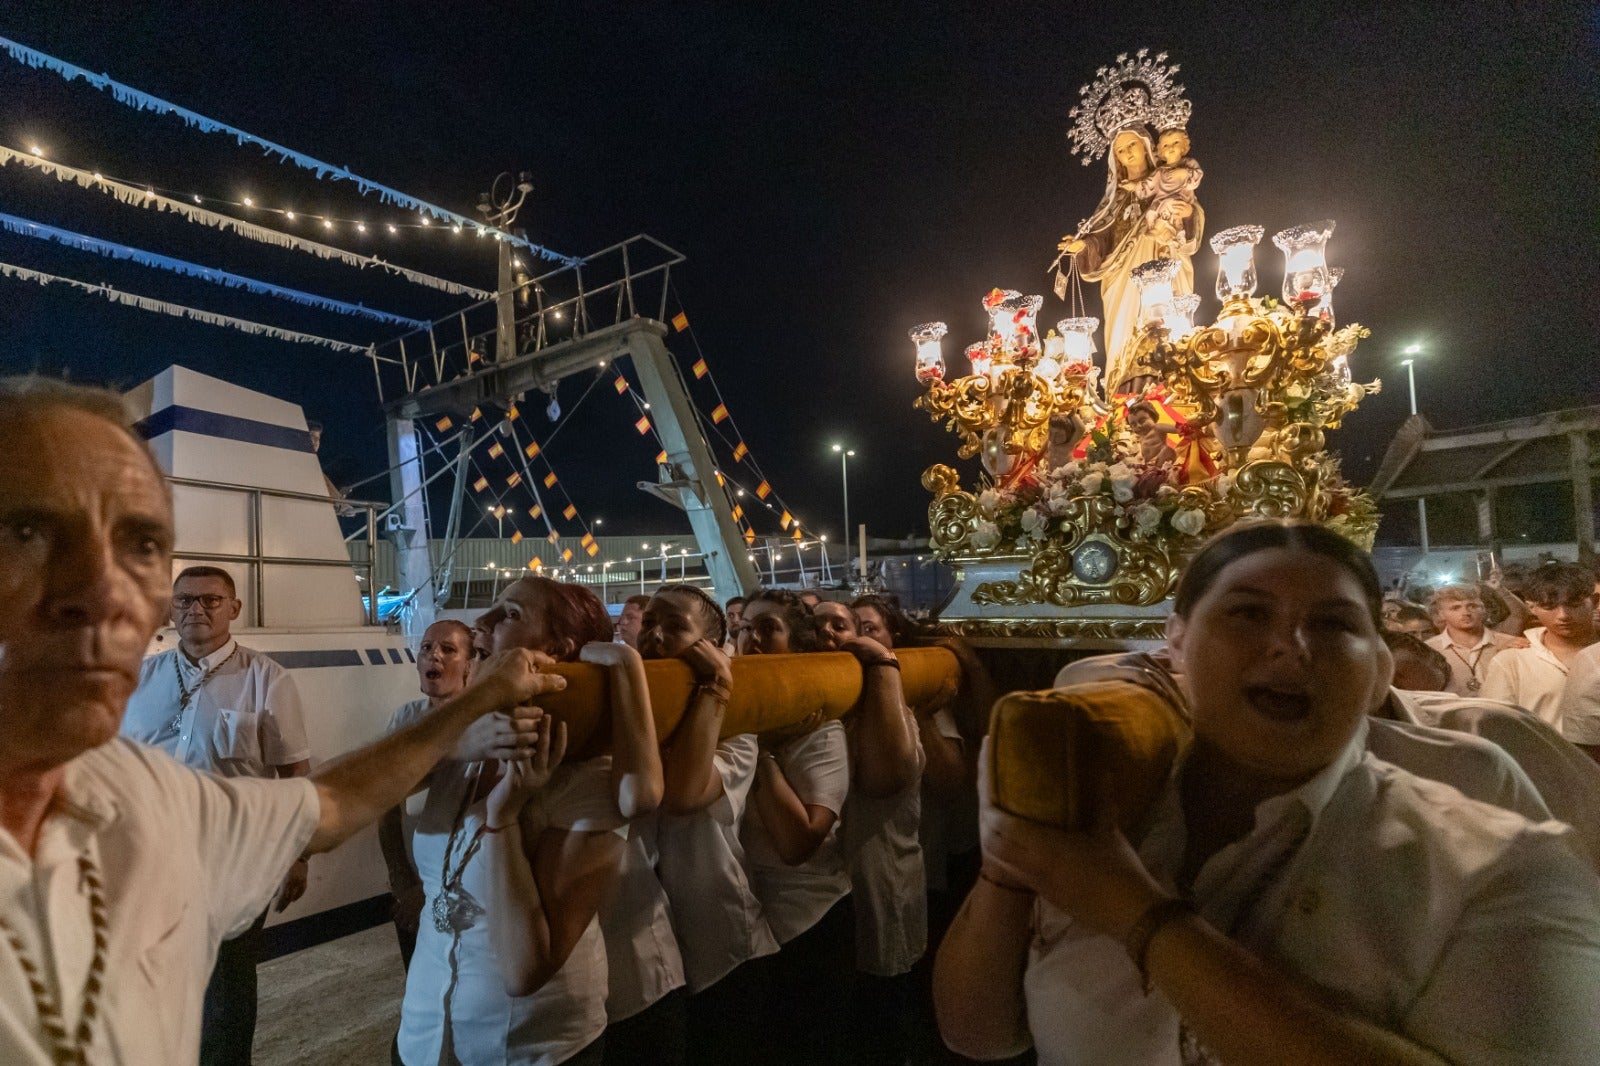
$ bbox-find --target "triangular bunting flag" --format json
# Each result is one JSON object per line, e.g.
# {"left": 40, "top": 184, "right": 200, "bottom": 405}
{"left": 692, "top": 357, "right": 708, "bottom": 379}
{"left": 506, "top": 472, "right": 521, "bottom": 487}
{"left": 756, "top": 481, "right": 771, "bottom": 499}
{"left": 732, "top": 441, "right": 748, "bottom": 462}
{"left": 744, "top": 527, "right": 756, "bottom": 545}
{"left": 524, "top": 441, "right": 541, "bottom": 458}
{"left": 488, "top": 442, "right": 504, "bottom": 459}
{"left": 585, "top": 541, "right": 600, "bottom": 557}
{"left": 528, "top": 505, "right": 542, "bottom": 519}
{"left": 711, "top": 403, "right": 729, "bottom": 423}
{"left": 731, "top": 504, "right": 744, "bottom": 522}
{"left": 793, "top": 527, "right": 803, "bottom": 541}
{"left": 562, "top": 548, "right": 574, "bottom": 562}
{"left": 548, "top": 531, "right": 560, "bottom": 544}
{"left": 529, "top": 556, "right": 542, "bottom": 570}
{"left": 781, "top": 510, "right": 793, "bottom": 529}
{"left": 635, "top": 415, "right": 652, "bottom": 435}
{"left": 543, "top": 472, "right": 558, "bottom": 488}
{"left": 510, "top": 531, "right": 524, "bottom": 544}
{"left": 671, "top": 311, "right": 689, "bottom": 332}
{"left": 562, "top": 504, "right": 577, "bottom": 521}
{"left": 580, "top": 533, "right": 595, "bottom": 547}
{"left": 434, "top": 416, "right": 453, "bottom": 432}
{"left": 472, "top": 476, "right": 488, "bottom": 492}
{"left": 655, "top": 449, "right": 668, "bottom": 465}
{"left": 470, "top": 407, "right": 482, "bottom": 421}
{"left": 507, "top": 404, "right": 519, "bottom": 420}
{"left": 614, "top": 375, "right": 628, "bottom": 395}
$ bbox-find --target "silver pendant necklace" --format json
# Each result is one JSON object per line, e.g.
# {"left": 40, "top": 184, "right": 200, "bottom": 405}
{"left": 156, "top": 645, "right": 241, "bottom": 743}
{"left": 432, "top": 764, "right": 489, "bottom": 935}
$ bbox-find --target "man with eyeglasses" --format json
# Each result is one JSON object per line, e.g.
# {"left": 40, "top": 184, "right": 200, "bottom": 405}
{"left": 121, "top": 565, "right": 310, "bottom": 1065}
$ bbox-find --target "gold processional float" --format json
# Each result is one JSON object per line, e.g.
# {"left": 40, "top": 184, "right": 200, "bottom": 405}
{"left": 530, "top": 51, "right": 1381, "bottom": 774}
{"left": 913, "top": 49, "right": 1380, "bottom": 647}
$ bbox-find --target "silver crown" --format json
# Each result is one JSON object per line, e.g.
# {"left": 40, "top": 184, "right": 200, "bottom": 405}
{"left": 1067, "top": 49, "right": 1191, "bottom": 165}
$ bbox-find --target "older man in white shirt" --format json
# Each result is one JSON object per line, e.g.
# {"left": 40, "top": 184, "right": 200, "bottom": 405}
{"left": 0, "top": 376, "right": 560, "bottom": 1066}
{"left": 121, "top": 565, "right": 312, "bottom": 1063}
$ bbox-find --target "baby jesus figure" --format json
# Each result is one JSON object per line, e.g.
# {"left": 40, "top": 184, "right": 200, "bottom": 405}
{"left": 1126, "top": 401, "right": 1177, "bottom": 469}
{"left": 1122, "top": 128, "right": 1202, "bottom": 256}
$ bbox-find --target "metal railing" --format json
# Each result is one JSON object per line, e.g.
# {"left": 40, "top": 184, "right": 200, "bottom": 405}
{"left": 168, "top": 476, "right": 386, "bottom": 626}
{"left": 367, "top": 234, "right": 685, "bottom": 403}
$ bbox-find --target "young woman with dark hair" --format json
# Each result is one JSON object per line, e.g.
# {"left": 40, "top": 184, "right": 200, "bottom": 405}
{"left": 936, "top": 522, "right": 1600, "bottom": 1065}
{"left": 734, "top": 589, "right": 854, "bottom": 1064}
{"left": 394, "top": 577, "right": 657, "bottom": 1066}
{"left": 633, "top": 584, "right": 781, "bottom": 1065}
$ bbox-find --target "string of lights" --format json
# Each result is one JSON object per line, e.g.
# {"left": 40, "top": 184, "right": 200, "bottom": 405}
{"left": 0, "top": 145, "right": 493, "bottom": 298}
{"left": 0, "top": 34, "right": 575, "bottom": 264}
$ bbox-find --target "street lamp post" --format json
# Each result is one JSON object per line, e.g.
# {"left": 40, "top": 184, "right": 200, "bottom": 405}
{"left": 1402, "top": 344, "right": 1430, "bottom": 556}
{"left": 831, "top": 444, "right": 855, "bottom": 584}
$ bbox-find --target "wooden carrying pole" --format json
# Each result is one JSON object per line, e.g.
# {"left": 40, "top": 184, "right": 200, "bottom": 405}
{"left": 536, "top": 646, "right": 959, "bottom": 757}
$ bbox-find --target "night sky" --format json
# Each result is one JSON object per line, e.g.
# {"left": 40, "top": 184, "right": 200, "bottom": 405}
{"left": 2, "top": 2, "right": 1595, "bottom": 546}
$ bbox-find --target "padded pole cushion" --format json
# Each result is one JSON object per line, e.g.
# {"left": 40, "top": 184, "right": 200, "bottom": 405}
{"left": 539, "top": 645, "right": 960, "bottom": 758}
{"left": 986, "top": 680, "right": 1190, "bottom": 831}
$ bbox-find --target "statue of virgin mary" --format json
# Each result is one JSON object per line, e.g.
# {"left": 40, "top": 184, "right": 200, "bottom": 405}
{"left": 1056, "top": 51, "right": 1203, "bottom": 396}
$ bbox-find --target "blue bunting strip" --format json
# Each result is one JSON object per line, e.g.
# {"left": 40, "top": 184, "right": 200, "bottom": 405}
{"left": 0, "top": 146, "right": 493, "bottom": 299}
{"left": 0, "top": 211, "right": 431, "bottom": 329}
{"left": 0, "top": 259, "right": 383, "bottom": 355}
{"left": 0, "top": 35, "right": 577, "bottom": 266}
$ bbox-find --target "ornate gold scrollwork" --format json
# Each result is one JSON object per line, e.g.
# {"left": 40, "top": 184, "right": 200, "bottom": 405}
{"left": 1230, "top": 460, "right": 1311, "bottom": 520}
{"left": 934, "top": 616, "right": 1170, "bottom": 642}
{"left": 969, "top": 495, "right": 1188, "bottom": 608}
{"left": 917, "top": 367, "right": 1089, "bottom": 462}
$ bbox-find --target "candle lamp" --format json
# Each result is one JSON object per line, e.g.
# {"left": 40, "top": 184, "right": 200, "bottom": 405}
{"left": 910, "top": 321, "right": 949, "bottom": 383}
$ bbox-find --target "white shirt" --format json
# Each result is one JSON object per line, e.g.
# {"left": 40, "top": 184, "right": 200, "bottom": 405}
{"left": 1481, "top": 627, "right": 1576, "bottom": 726}
{"left": 656, "top": 735, "right": 779, "bottom": 993}
{"left": 121, "top": 640, "right": 310, "bottom": 776}
{"left": 397, "top": 756, "right": 626, "bottom": 1066}
{"left": 1403, "top": 688, "right": 1600, "bottom": 871}
{"left": 1425, "top": 628, "right": 1520, "bottom": 696}
{"left": 1556, "top": 641, "right": 1600, "bottom": 746}
{"left": 0, "top": 739, "right": 320, "bottom": 1066}
{"left": 741, "top": 721, "right": 852, "bottom": 945}
{"left": 1370, "top": 696, "right": 1551, "bottom": 823}
{"left": 599, "top": 815, "right": 686, "bottom": 1022}
{"left": 1022, "top": 722, "right": 1600, "bottom": 1066}
{"left": 843, "top": 722, "right": 927, "bottom": 977}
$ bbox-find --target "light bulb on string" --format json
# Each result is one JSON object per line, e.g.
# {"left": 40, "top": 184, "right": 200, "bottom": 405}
{"left": 285, "top": 211, "right": 295, "bottom": 220}
{"left": 356, "top": 222, "right": 367, "bottom": 234}
{"left": 546, "top": 395, "right": 561, "bottom": 421}
{"left": 192, "top": 194, "right": 202, "bottom": 204}
{"left": 242, "top": 196, "right": 253, "bottom": 207}
{"left": 420, "top": 216, "right": 431, "bottom": 226}
{"left": 323, "top": 219, "right": 334, "bottom": 230}
{"left": 387, "top": 224, "right": 397, "bottom": 234}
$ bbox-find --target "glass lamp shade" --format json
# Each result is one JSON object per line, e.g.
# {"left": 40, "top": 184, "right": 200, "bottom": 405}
{"left": 1166, "top": 293, "right": 1201, "bottom": 337}
{"left": 1057, "top": 317, "right": 1100, "bottom": 370}
{"left": 1272, "top": 220, "right": 1335, "bottom": 315}
{"left": 984, "top": 289, "right": 1044, "bottom": 352}
{"left": 1132, "top": 259, "right": 1180, "bottom": 327}
{"left": 910, "top": 321, "right": 948, "bottom": 383}
{"left": 966, "top": 341, "right": 993, "bottom": 379}
{"left": 1209, "top": 224, "right": 1264, "bottom": 300}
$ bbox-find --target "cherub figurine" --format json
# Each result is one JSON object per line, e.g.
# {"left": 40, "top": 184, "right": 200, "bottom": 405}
{"left": 1126, "top": 400, "right": 1177, "bottom": 468}
{"left": 1123, "top": 128, "right": 1202, "bottom": 257}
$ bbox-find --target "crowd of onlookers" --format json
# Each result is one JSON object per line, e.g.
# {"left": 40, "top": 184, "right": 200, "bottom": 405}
{"left": 1377, "top": 559, "right": 1600, "bottom": 763}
